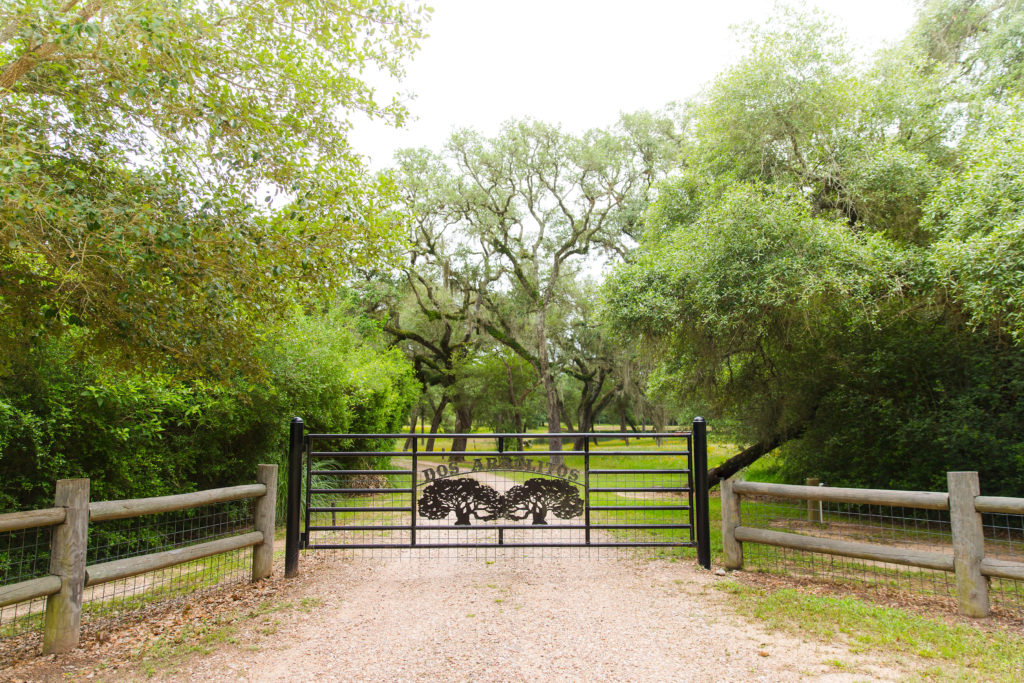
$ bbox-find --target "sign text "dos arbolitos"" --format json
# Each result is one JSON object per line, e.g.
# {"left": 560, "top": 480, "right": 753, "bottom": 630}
{"left": 421, "top": 456, "right": 581, "bottom": 482}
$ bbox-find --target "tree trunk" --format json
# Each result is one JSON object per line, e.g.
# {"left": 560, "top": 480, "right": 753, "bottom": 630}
{"left": 559, "top": 399, "right": 577, "bottom": 455}
{"left": 652, "top": 409, "right": 666, "bottom": 447}
{"left": 706, "top": 422, "right": 809, "bottom": 488}
{"left": 620, "top": 407, "right": 629, "bottom": 446}
{"left": 534, "top": 308, "right": 563, "bottom": 465}
{"left": 573, "top": 403, "right": 591, "bottom": 451}
{"left": 403, "top": 405, "right": 420, "bottom": 452}
{"left": 573, "top": 388, "right": 590, "bottom": 451}
{"left": 450, "top": 401, "right": 473, "bottom": 456}
{"left": 425, "top": 395, "right": 449, "bottom": 453}
{"left": 454, "top": 509, "right": 471, "bottom": 526}
{"left": 541, "top": 368, "right": 562, "bottom": 455}
{"left": 531, "top": 510, "right": 548, "bottom": 525}
{"left": 502, "top": 358, "right": 526, "bottom": 450}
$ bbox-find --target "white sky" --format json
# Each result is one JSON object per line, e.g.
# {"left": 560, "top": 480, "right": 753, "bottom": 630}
{"left": 350, "top": 0, "right": 920, "bottom": 168}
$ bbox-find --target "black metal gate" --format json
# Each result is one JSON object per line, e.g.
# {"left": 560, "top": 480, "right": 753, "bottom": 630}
{"left": 285, "top": 419, "right": 710, "bottom": 574}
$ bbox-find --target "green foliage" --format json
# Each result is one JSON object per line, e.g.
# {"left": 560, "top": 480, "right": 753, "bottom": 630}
{"left": 459, "top": 352, "right": 546, "bottom": 432}
{"left": 603, "top": 3, "right": 1024, "bottom": 495}
{"left": 0, "top": 0, "right": 427, "bottom": 373}
{"left": 605, "top": 180, "right": 917, "bottom": 441}
{"left": 0, "top": 309, "right": 418, "bottom": 511}
{"left": 911, "top": 0, "right": 1024, "bottom": 101}
{"left": 779, "top": 321, "right": 1024, "bottom": 494}
{"left": 927, "top": 99, "right": 1024, "bottom": 343}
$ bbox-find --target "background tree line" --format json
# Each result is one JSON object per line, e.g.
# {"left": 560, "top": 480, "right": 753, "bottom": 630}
{"left": 371, "top": 0, "right": 1024, "bottom": 497}
{"left": 361, "top": 114, "right": 685, "bottom": 463}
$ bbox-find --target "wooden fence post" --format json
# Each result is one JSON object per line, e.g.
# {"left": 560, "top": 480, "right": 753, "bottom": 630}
{"left": 43, "top": 479, "right": 89, "bottom": 654}
{"left": 721, "top": 477, "right": 743, "bottom": 570}
{"left": 253, "top": 464, "right": 278, "bottom": 581}
{"left": 948, "top": 471, "right": 990, "bottom": 618}
{"left": 806, "top": 478, "right": 821, "bottom": 524}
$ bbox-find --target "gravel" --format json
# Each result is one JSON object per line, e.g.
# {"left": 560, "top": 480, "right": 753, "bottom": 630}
{"left": 165, "top": 548, "right": 914, "bottom": 682}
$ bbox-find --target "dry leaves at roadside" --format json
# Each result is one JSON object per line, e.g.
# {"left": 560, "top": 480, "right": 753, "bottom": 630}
{"left": 0, "top": 568, "right": 299, "bottom": 682}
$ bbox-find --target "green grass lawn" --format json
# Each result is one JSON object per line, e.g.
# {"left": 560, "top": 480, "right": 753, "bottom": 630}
{"left": 716, "top": 580, "right": 1024, "bottom": 681}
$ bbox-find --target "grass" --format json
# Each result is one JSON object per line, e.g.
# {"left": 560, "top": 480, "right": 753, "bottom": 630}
{"left": 742, "top": 450, "right": 787, "bottom": 484}
{"left": 715, "top": 580, "right": 1024, "bottom": 681}
{"left": 135, "top": 614, "right": 239, "bottom": 677}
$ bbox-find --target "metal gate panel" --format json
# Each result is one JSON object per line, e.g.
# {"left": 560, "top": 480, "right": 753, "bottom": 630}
{"left": 285, "top": 419, "right": 711, "bottom": 572}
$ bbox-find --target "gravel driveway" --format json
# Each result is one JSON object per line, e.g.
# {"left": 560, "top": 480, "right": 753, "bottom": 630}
{"left": 167, "top": 545, "right": 913, "bottom": 682}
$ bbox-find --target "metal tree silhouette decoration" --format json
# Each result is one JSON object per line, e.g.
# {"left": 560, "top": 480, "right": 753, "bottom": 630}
{"left": 418, "top": 479, "right": 503, "bottom": 526}
{"left": 503, "top": 478, "right": 584, "bottom": 525}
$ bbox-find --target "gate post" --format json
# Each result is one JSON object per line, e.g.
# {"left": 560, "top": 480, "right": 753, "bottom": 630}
{"left": 693, "top": 417, "right": 711, "bottom": 570}
{"left": 285, "top": 417, "right": 304, "bottom": 578}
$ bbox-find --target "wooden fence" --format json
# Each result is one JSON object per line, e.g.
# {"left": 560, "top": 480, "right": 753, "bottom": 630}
{"left": 0, "top": 464, "right": 277, "bottom": 653}
{"left": 721, "top": 471, "right": 1024, "bottom": 618}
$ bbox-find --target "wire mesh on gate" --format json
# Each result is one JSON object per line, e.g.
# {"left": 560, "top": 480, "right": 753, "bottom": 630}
{"left": 302, "top": 432, "right": 697, "bottom": 561}
{"left": 740, "top": 495, "right": 959, "bottom": 610}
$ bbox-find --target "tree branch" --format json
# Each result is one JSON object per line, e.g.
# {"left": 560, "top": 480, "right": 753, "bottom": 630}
{"left": 0, "top": 0, "right": 102, "bottom": 92}
{"left": 706, "top": 421, "right": 809, "bottom": 488}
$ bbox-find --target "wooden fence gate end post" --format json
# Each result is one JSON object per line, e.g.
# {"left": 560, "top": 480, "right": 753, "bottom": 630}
{"left": 722, "top": 477, "right": 743, "bottom": 570}
{"left": 253, "top": 464, "right": 278, "bottom": 581}
{"left": 43, "top": 478, "right": 89, "bottom": 654}
{"left": 948, "top": 471, "right": 990, "bottom": 618}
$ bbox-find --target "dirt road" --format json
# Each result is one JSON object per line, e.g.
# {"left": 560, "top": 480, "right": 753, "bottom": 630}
{"left": 149, "top": 548, "right": 912, "bottom": 682}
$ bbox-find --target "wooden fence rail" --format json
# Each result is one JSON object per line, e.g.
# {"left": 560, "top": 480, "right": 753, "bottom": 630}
{"left": 722, "top": 471, "right": 1024, "bottom": 618}
{"left": 0, "top": 464, "right": 277, "bottom": 653}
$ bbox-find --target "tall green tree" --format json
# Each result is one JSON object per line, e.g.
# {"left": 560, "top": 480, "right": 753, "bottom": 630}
{"left": 394, "top": 115, "right": 677, "bottom": 458}
{"left": 604, "top": 3, "right": 1024, "bottom": 494}
{"left": 0, "top": 0, "right": 427, "bottom": 373}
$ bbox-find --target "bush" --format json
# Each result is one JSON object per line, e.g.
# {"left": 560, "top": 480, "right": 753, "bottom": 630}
{"left": 778, "top": 322, "right": 1024, "bottom": 497}
{"left": 0, "top": 310, "right": 418, "bottom": 512}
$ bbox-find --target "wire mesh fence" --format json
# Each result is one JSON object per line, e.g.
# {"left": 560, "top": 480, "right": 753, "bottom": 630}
{"left": 303, "top": 432, "right": 697, "bottom": 562}
{"left": 982, "top": 511, "right": 1024, "bottom": 616}
{"left": 0, "top": 525, "right": 52, "bottom": 637}
{"left": 82, "top": 498, "right": 256, "bottom": 617}
{"left": 1, "top": 498, "right": 257, "bottom": 640}
{"left": 739, "top": 494, "right": 1024, "bottom": 620}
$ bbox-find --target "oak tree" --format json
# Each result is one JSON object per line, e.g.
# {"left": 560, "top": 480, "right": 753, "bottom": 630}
{"left": 0, "top": 0, "right": 428, "bottom": 373}
{"left": 503, "top": 478, "right": 583, "bottom": 525}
